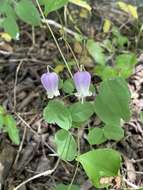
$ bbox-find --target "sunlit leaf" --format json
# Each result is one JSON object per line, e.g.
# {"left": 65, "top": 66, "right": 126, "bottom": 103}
{"left": 117, "top": 2, "right": 138, "bottom": 19}
{"left": 0, "top": 32, "right": 12, "bottom": 42}
{"left": 54, "top": 64, "right": 65, "bottom": 74}
{"left": 69, "top": 0, "right": 91, "bottom": 11}
{"left": 127, "top": 5, "right": 138, "bottom": 19}
{"left": 103, "top": 19, "right": 112, "bottom": 33}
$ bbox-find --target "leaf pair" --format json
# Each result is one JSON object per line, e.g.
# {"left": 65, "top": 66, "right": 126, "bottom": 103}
{"left": 87, "top": 125, "right": 124, "bottom": 145}
{"left": 43, "top": 101, "right": 94, "bottom": 161}
{"left": 43, "top": 101, "right": 94, "bottom": 130}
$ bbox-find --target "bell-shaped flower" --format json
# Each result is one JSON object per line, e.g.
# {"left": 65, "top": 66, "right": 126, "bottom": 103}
{"left": 41, "top": 72, "right": 60, "bottom": 99}
{"left": 73, "top": 71, "right": 92, "bottom": 99}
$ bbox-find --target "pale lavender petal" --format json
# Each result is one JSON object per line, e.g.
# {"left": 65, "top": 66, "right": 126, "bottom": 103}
{"left": 73, "top": 71, "right": 92, "bottom": 98}
{"left": 41, "top": 72, "right": 59, "bottom": 98}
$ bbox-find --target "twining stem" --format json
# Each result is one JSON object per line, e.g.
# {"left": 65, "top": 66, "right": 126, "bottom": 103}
{"left": 35, "top": 0, "right": 73, "bottom": 78}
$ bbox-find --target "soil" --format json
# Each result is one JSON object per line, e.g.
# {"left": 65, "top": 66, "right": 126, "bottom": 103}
{"left": 0, "top": 1, "right": 143, "bottom": 190}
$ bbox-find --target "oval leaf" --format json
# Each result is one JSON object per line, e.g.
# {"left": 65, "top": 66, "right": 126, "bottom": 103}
{"left": 3, "top": 16, "right": 19, "bottom": 39}
{"left": 86, "top": 39, "right": 106, "bottom": 65}
{"left": 15, "top": 0, "right": 41, "bottom": 26}
{"left": 87, "top": 128, "right": 107, "bottom": 145}
{"left": 69, "top": 102, "right": 94, "bottom": 123}
{"left": 77, "top": 148, "right": 121, "bottom": 188}
{"left": 55, "top": 129, "right": 77, "bottom": 161}
{"left": 4, "top": 115, "right": 20, "bottom": 145}
{"left": 94, "top": 77, "right": 131, "bottom": 126}
{"left": 43, "top": 100, "right": 72, "bottom": 130}
{"left": 103, "top": 125, "right": 124, "bottom": 141}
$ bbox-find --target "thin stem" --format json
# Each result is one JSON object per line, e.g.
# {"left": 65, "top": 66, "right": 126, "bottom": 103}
{"left": 63, "top": 38, "right": 80, "bottom": 70}
{"left": 32, "top": 26, "right": 36, "bottom": 46}
{"left": 68, "top": 128, "right": 80, "bottom": 190}
{"left": 35, "top": 0, "right": 73, "bottom": 78}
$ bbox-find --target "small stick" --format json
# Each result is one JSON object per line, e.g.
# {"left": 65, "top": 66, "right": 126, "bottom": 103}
{"left": 13, "top": 59, "right": 25, "bottom": 111}
{"left": 42, "top": 19, "right": 79, "bottom": 37}
{"left": 14, "top": 158, "right": 60, "bottom": 190}
{"left": 123, "top": 177, "right": 140, "bottom": 189}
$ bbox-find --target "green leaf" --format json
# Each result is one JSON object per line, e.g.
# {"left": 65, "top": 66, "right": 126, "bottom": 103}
{"left": 63, "top": 79, "right": 75, "bottom": 94}
{"left": 55, "top": 129, "right": 77, "bottom": 161}
{"left": 69, "top": 0, "right": 91, "bottom": 11}
{"left": 0, "top": 106, "right": 5, "bottom": 128}
{"left": 140, "top": 111, "right": 143, "bottom": 122}
{"left": 86, "top": 39, "right": 106, "bottom": 65}
{"left": 0, "top": 2, "right": 16, "bottom": 18}
{"left": 4, "top": 115, "right": 20, "bottom": 145}
{"left": 3, "top": 16, "right": 19, "bottom": 39}
{"left": 43, "top": 100, "right": 72, "bottom": 130}
{"left": 0, "top": 115, "right": 4, "bottom": 129}
{"left": 15, "top": 0, "right": 41, "bottom": 26}
{"left": 0, "top": 106, "right": 5, "bottom": 115}
{"left": 87, "top": 128, "right": 107, "bottom": 145}
{"left": 77, "top": 148, "right": 121, "bottom": 188}
{"left": 69, "top": 102, "right": 94, "bottom": 123}
{"left": 94, "top": 77, "right": 131, "bottom": 126}
{"left": 115, "top": 53, "right": 137, "bottom": 66}
{"left": 89, "top": 84, "right": 96, "bottom": 94}
{"left": 95, "top": 65, "right": 118, "bottom": 80}
{"left": 44, "top": 0, "right": 69, "bottom": 14}
{"left": 116, "top": 35, "right": 128, "bottom": 47}
{"left": 115, "top": 53, "right": 137, "bottom": 78}
{"left": 103, "top": 125, "right": 124, "bottom": 141}
{"left": 54, "top": 184, "right": 79, "bottom": 190}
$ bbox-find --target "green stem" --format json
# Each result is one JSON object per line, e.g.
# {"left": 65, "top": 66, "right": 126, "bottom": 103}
{"left": 35, "top": 0, "right": 73, "bottom": 78}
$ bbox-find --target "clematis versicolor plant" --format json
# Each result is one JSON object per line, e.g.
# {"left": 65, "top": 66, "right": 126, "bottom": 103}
{"left": 73, "top": 71, "right": 92, "bottom": 99}
{"left": 41, "top": 72, "right": 60, "bottom": 99}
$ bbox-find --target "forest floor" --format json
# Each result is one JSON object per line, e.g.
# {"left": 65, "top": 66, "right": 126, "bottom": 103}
{"left": 0, "top": 0, "right": 143, "bottom": 190}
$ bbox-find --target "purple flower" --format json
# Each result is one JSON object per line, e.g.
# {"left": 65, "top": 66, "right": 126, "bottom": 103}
{"left": 41, "top": 72, "right": 60, "bottom": 99}
{"left": 73, "top": 71, "right": 92, "bottom": 99}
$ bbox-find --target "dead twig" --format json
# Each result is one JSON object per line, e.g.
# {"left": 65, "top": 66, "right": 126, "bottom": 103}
{"left": 42, "top": 19, "right": 80, "bottom": 37}
{"left": 14, "top": 158, "right": 60, "bottom": 190}
{"left": 123, "top": 177, "right": 140, "bottom": 189}
{"left": 14, "top": 59, "right": 25, "bottom": 111}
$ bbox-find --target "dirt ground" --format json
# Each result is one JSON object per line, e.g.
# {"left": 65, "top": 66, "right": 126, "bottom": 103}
{"left": 0, "top": 1, "right": 143, "bottom": 190}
